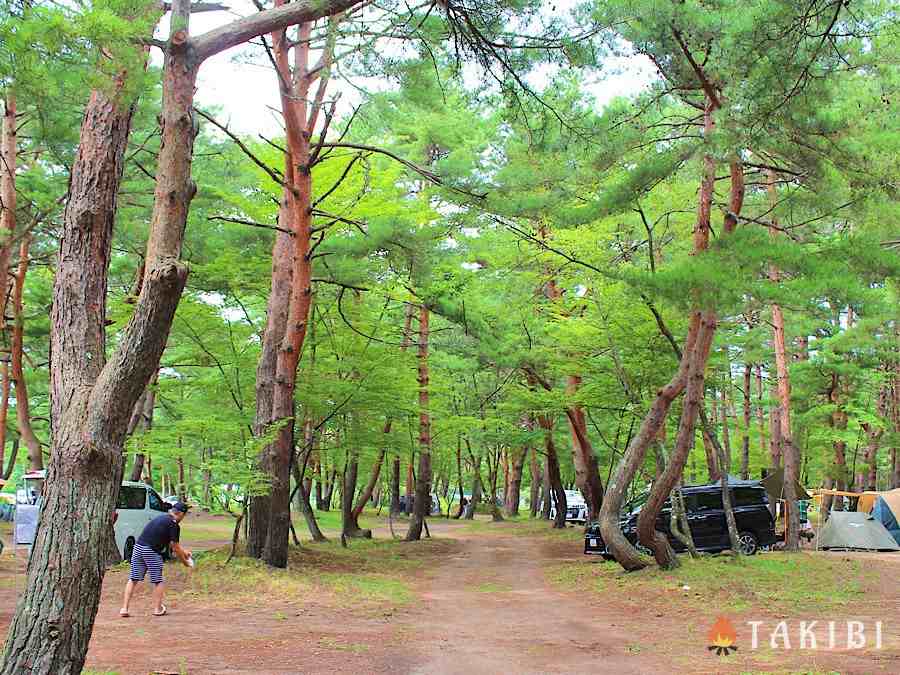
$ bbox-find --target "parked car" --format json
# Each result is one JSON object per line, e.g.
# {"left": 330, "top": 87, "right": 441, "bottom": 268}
{"left": 15, "top": 472, "right": 172, "bottom": 562}
{"left": 115, "top": 482, "right": 173, "bottom": 561}
{"left": 584, "top": 480, "right": 777, "bottom": 558}
{"left": 544, "top": 490, "right": 588, "bottom": 523}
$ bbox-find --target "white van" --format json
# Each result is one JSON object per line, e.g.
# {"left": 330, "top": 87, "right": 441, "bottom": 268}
{"left": 15, "top": 473, "right": 171, "bottom": 561}
{"left": 115, "top": 481, "right": 172, "bottom": 561}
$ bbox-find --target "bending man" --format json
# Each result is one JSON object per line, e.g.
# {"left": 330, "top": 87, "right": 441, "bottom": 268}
{"left": 120, "top": 501, "right": 192, "bottom": 617}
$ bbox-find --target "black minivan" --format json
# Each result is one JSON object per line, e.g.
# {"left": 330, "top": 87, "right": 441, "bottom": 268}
{"left": 584, "top": 480, "right": 777, "bottom": 558}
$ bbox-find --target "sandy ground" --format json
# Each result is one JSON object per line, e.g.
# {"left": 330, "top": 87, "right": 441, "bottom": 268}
{"left": 0, "top": 517, "right": 897, "bottom": 674}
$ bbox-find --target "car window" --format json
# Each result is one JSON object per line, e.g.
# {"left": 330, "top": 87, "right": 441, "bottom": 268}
{"left": 680, "top": 493, "right": 698, "bottom": 511}
{"left": 733, "top": 488, "right": 765, "bottom": 507}
{"left": 117, "top": 486, "right": 146, "bottom": 510}
{"left": 148, "top": 490, "right": 167, "bottom": 512}
{"left": 695, "top": 491, "right": 723, "bottom": 511}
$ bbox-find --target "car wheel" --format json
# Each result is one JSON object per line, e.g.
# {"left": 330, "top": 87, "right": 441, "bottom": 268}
{"left": 738, "top": 531, "right": 759, "bottom": 555}
{"left": 123, "top": 537, "right": 135, "bottom": 563}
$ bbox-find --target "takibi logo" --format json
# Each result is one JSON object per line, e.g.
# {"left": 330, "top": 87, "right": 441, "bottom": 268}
{"left": 707, "top": 616, "right": 738, "bottom": 656}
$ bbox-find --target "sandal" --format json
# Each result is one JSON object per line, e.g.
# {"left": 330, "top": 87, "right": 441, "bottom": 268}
{"left": 119, "top": 609, "right": 130, "bottom": 618}
{"left": 152, "top": 604, "right": 167, "bottom": 617}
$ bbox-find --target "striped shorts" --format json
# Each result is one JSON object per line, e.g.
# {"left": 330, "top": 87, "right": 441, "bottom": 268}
{"left": 129, "top": 543, "right": 165, "bottom": 585}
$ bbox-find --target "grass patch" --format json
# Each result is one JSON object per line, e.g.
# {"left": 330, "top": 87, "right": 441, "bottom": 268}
{"left": 170, "top": 535, "right": 459, "bottom": 610}
{"left": 319, "top": 572, "right": 413, "bottom": 605}
{"left": 547, "top": 552, "right": 873, "bottom": 615}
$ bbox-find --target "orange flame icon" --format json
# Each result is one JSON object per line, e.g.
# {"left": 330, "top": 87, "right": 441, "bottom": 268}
{"left": 707, "top": 616, "right": 738, "bottom": 655}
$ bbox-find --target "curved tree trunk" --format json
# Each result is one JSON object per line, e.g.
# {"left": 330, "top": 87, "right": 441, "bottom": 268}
{"left": 2, "top": 1, "right": 357, "bottom": 666}
{"left": 352, "top": 447, "right": 385, "bottom": 519}
{"left": 598, "top": 312, "right": 700, "bottom": 571}
{"left": 11, "top": 236, "right": 43, "bottom": 471}
{"left": 0, "top": 8, "right": 193, "bottom": 665}
{"left": 632, "top": 135, "right": 744, "bottom": 569}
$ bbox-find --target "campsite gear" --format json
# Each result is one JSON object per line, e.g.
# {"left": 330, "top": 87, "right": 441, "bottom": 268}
{"left": 585, "top": 479, "right": 777, "bottom": 558}
{"left": 815, "top": 511, "right": 899, "bottom": 551}
{"left": 870, "top": 489, "right": 900, "bottom": 546}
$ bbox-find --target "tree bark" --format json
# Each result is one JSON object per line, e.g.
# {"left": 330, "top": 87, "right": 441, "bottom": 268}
{"left": 767, "top": 170, "right": 800, "bottom": 552}
{"left": 8, "top": 236, "right": 42, "bottom": 471}
{"left": 0, "top": 361, "right": 9, "bottom": 474}
{"left": 128, "top": 374, "right": 157, "bottom": 482}
{"left": 505, "top": 443, "right": 528, "bottom": 517}
{"left": 390, "top": 455, "right": 401, "bottom": 515}
{"left": 352, "top": 447, "right": 385, "bottom": 519}
{"left": 292, "top": 459, "right": 326, "bottom": 542}
{"left": 407, "top": 305, "right": 432, "bottom": 541}
{"left": 546, "top": 431, "right": 567, "bottom": 529}
{"left": 637, "top": 311, "right": 717, "bottom": 568}
{"left": 529, "top": 445, "right": 542, "bottom": 518}
{"left": 2, "top": 1, "right": 357, "bottom": 667}
{"left": 1, "top": 9, "right": 193, "bottom": 665}
{"left": 741, "top": 363, "right": 752, "bottom": 479}
{"left": 0, "top": 95, "right": 16, "bottom": 324}
{"left": 565, "top": 376, "right": 604, "bottom": 521}
{"left": 632, "top": 133, "right": 744, "bottom": 569}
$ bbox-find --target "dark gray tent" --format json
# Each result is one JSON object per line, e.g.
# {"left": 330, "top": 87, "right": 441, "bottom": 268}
{"left": 816, "top": 511, "right": 900, "bottom": 552}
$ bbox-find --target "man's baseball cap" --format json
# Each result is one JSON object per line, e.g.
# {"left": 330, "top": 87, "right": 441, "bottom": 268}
{"left": 172, "top": 501, "right": 190, "bottom": 513}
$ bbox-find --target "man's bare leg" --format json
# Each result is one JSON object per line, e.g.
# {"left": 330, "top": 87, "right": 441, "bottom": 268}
{"left": 152, "top": 582, "right": 166, "bottom": 614}
{"left": 121, "top": 580, "right": 139, "bottom": 616}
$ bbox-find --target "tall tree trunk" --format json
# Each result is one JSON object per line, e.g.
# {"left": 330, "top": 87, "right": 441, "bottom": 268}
{"left": 407, "top": 306, "right": 432, "bottom": 541}
{"left": 741, "top": 363, "right": 752, "bottom": 479}
{"left": 545, "top": 430, "right": 567, "bottom": 529}
{"left": 565, "top": 375, "right": 604, "bottom": 521}
{"left": 292, "top": 459, "right": 326, "bottom": 542}
{"left": 11, "top": 237, "right": 42, "bottom": 471}
{"left": 767, "top": 170, "right": 800, "bottom": 552}
{"left": 128, "top": 373, "right": 158, "bottom": 482}
{"left": 0, "top": 361, "right": 9, "bottom": 474}
{"left": 702, "top": 422, "right": 720, "bottom": 483}
{"left": 634, "top": 129, "right": 744, "bottom": 569}
{"left": 529, "top": 446, "right": 542, "bottom": 518}
{"left": 505, "top": 443, "right": 528, "bottom": 517}
{"left": 453, "top": 436, "right": 465, "bottom": 519}
{"left": 352, "top": 448, "right": 385, "bottom": 519}
{"left": 252, "top": 13, "right": 340, "bottom": 567}
{"left": 322, "top": 469, "right": 337, "bottom": 510}
{"left": 0, "top": 96, "right": 15, "bottom": 475}
{"left": 756, "top": 364, "right": 767, "bottom": 472}
{"left": 0, "top": 95, "right": 16, "bottom": 323}
{"left": 1, "top": 6, "right": 177, "bottom": 668}
{"left": 3, "top": 0, "right": 360, "bottom": 661}
{"left": 405, "top": 453, "right": 414, "bottom": 516}
{"left": 390, "top": 455, "right": 401, "bottom": 515}
{"left": 637, "top": 311, "right": 717, "bottom": 568}
{"left": 720, "top": 385, "right": 732, "bottom": 474}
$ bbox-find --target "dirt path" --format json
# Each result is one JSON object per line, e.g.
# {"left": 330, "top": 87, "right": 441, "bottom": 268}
{"left": 408, "top": 530, "right": 666, "bottom": 674}
{"left": 1, "top": 520, "right": 896, "bottom": 673}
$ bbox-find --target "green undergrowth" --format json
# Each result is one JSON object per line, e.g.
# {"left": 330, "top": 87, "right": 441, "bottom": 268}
{"left": 458, "top": 516, "right": 583, "bottom": 541}
{"left": 170, "top": 536, "right": 458, "bottom": 609}
{"left": 180, "top": 509, "right": 379, "bottom": 547}
{"left": 547, "top": 552, "right": 873, "bottom": 614}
